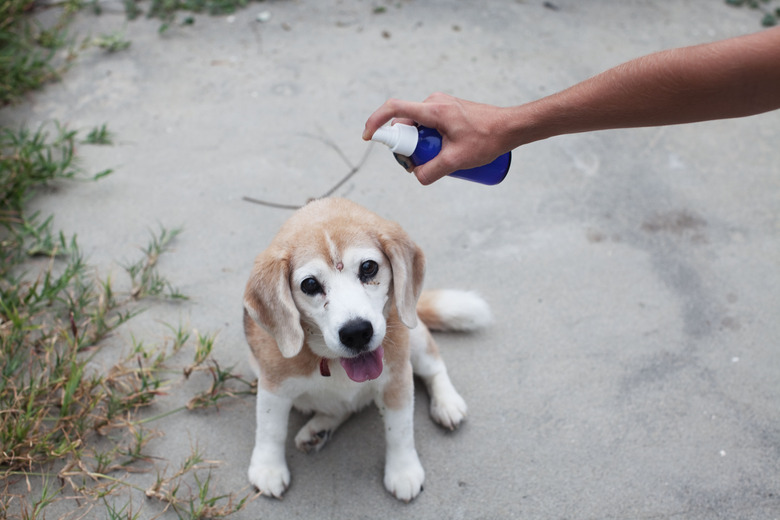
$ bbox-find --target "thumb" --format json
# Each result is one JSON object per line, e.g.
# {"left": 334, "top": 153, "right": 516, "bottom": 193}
{"left": 413, "top": 161, "right": 446, "bottom": 186}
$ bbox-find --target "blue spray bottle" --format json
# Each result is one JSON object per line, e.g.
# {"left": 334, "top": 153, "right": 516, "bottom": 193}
{"left": 370, "top": 123, "right": 511, "bottom": 185}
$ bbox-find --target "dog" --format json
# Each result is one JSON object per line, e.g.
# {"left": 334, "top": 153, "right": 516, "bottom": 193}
{"left": 242, "top": 197, "right": 491, "bottom": 501}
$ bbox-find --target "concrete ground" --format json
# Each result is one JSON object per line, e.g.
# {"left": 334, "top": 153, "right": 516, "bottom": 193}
{"left": 3, "top": 0, "right": 780, "bottom": 518}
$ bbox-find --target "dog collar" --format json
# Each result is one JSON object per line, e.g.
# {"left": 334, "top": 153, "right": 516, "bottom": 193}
{"left": 319, "top": 358, "right": 331, "bottom": 377}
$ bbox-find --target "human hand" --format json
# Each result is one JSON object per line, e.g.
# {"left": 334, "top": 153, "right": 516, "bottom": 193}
{"left": 363, "top": 92, "right": 513, "bottom": 185}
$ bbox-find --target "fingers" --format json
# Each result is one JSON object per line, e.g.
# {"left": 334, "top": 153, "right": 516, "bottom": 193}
{"left": 363, "top": 93, "right": 468, "bottom": 186}
{"left": 413, "top": 153, "right": 456, "bottom": 186}
{"left": 414, "top": 164, "right": 440, "bottom": 186}
{"left": 362, "top": 94, "right": 452, "bottom": 140}
{"left": 393, "top": 118, "right": 415, "bottom": 127}
{"left": 362, "top": 98, "right": 421, "bottom": 140}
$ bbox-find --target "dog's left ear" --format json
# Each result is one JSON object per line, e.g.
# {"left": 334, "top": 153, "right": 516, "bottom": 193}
{"left": 378, "top": 226, "right": 425, "bottom": 328}
{"left": 244, "top": 248, "right": 305, "bottom": 358}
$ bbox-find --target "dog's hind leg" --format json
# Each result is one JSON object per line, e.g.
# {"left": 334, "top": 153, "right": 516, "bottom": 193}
{"left": 409, "top": 325, "right": 468, "bottom": 430}
{"left": 294, "top": 411, "right": 351, "bottom": 453}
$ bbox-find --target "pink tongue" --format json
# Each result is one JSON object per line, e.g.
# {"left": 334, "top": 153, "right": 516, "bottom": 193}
{"left": 340, "top": 346, "right": 384, "bottom": 382}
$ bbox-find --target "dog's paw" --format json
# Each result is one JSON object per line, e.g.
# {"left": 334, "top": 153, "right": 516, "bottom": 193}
{"left": 384, "top": 451, "right": 425, "bottom": 502}
{"left": 248, "top": 461, "right": 290, "bottom": 499}
{"left": 294, "top": 412, "right": 349, "bottom": 453}
{"left": 295, "top": 428, "right": 332, "bottom": 453}
{"left": 430, "top": 387, "right": 468, "bottom": 430}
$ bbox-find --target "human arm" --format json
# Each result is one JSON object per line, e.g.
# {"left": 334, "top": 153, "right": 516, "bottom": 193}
{"left": 363, "top": 26, "right": 780, "bottom": 185}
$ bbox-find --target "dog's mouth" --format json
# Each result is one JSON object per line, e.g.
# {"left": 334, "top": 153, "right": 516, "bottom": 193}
{"left": 338, "top": 345, "right": 384, "bottom": 383}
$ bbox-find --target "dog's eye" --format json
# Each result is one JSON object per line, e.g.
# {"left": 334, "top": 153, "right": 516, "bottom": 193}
{"left": 359, "top": 260, "right": 379, "bottom": 282}
{"left": 300, "top": 277, "right": 323, "bottom": 296}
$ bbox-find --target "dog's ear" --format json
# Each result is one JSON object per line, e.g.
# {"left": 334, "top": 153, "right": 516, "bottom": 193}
{"left": 244, "top": 249, "right": 304, "bottom": 358}
{"left": 378, "top": 227, "right": 425, "bottom": 329}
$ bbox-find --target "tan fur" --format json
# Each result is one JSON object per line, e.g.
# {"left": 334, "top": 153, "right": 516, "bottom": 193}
{"left": 243, "top": 198, "right": 424, "bottom": 380}
{"left": 416, "top": 290, "right": 447, "bottom": 332}
{"left": 243, "top": 310, "right": 319, "bottom": 391}
{"left": 242, "top": 197, "right": 478, "bottom": 501}
{"left": 423, "top": 325, "right": 443, "bottom": 358}
{"left": 380, "top": 309, "right": 413, "bottom": 410}
{"left": 244, "top": 248, "right": 303, "bottom": 358}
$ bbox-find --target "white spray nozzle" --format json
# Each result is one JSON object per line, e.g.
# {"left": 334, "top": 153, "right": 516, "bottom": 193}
{"left": 370, "top": 124, "right": 419, "bottom": 157}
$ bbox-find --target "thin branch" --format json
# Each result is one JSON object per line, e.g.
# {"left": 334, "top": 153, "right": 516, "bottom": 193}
{"left": 242, "top": 132, "right": 374, "bottom": 210}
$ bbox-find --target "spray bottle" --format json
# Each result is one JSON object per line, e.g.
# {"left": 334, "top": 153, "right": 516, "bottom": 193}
{"left": 371, "top": 123, "right": 511, "bottom": 185}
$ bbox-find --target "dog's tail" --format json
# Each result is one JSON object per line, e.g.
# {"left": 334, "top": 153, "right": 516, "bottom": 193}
{"left": 416, "top": 290, "right": 492, "bottom": 332}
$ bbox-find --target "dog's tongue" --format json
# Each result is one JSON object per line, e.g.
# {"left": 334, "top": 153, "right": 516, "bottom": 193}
{"left": 339, "top": 346, "right": 384, "bottom": 383}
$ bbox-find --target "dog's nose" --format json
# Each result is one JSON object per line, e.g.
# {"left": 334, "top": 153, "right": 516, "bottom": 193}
{"left": 339, "top": 319, "right": 374, "bottom": 352}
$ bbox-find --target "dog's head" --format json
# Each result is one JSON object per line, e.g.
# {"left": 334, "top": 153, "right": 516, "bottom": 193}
{"left": 244, "top": 198, "right": 424, "bottom": 382}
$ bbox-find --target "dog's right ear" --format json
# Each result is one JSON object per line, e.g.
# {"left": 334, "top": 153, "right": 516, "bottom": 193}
{"left": 243, "top": 249, "right": 304, "bottom": 358}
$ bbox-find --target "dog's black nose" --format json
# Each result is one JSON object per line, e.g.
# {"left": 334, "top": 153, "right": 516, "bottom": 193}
{"left": 339, "top": 319, "right": 374, "bottom": 352}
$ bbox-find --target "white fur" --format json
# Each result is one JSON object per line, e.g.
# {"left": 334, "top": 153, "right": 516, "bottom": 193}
{"left": 290, "top": 246, "right": 390, "bottom": 359}
{"left": 248, "top": 387, "right": 293, "bottom": 498}
{"left": 428, "top": 289, "right": 493, "bottom": 331}
{"left": 248, "top": 348, "right": 430, "bottom": 500}
{"left": 243, "top": 199, "right": 490, "bottom": 502}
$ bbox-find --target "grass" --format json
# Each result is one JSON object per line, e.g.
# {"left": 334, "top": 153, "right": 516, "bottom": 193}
{"left": 140, "top": 0, "right": 253, "bottom": 33}
{"left": 1, "top": 0, "right": 262, "bottom": 105}
{"left": 0, "top": 124, "right": 256, "bottom": 519}
{"left": 1, "top": 0, "right": 774, "bottom": 107}
{"left": 1, "top": 0, "right": 263, "bottom": 515}
{"left": 0, "top": 0, "right": 84, "bottom": 106}
{"left": 83, "top": 123, "right": 115, "bottom": 145}
{"left": 1, "top": 123, "right": 111, "bottom": 217}
{"left": 93, "top": 31, "right": 132, "bottom": 53}
{"left": 3, "top": 0, "right": 771, "bottom": 517}
{"left": 725, "top": 0, "right": 780, "bottom": 25}
{"left": 94, "top": 0, "right": 260, "bottom": 33}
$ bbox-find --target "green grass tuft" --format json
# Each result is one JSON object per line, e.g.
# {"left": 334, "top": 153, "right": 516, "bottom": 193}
{"left": 725, "top": 0, "right": 780, "bottom": 25}
{"left": 0, "top": 124, "right": 255, "bottom": 517}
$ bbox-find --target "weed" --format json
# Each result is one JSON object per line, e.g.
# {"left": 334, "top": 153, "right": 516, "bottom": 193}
{"left": 141, "top": 441, "right": 256, "bottom": 519}
{"left": 1, "top": 123, "right": 112, "bottom": 220}
{"left": 94, "top": 31, "right": 133, "bottom": 53}
{"left": 0, "top": 124, "right": 255, "bottom": 517}
{"left": 1, "top": 1, "right": 260, "bottom": 517}
{"left": 193, "top": 330, "right": 216, "bottom": 365}
{"left": 123, "top": 225, "right": 187, "bottom": 300}
{"left": 186, "top": 358, "right": 255, "bottom": 410}
{"left": 27, "top": 474, "right": 62, "bottom": 519}
{"left": 103, "top": 497, "right": 141, "bottom": 520}
{"left": 0, "top": 223, "right": 174, "bottom": 473}
{"left": 165, "top": 321, "right": 192, "bottom": 353}
{"left": 83, "top": 123, "right": 115, "bottom": 145}
{"left": 143, "top": 0, "right": 252, "bottom": 32}
{"left": 0, "top": 0, "right": 85, "bottom": 105}
{"left": 181, "top": 330, "right": 255, "bottom": 410}
{"left": 123, "top": 0, "right": 145, "bottom": 20}
{"left": 726, "top": 0, "right": 780, "bottom": 25}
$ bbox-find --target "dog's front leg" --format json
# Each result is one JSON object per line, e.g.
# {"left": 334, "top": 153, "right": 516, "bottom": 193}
{"left": 248, "top": 387, "right": 293, "bottom": 498}
{"left": 380, "top": 402, "right": 425, "bottom": 502}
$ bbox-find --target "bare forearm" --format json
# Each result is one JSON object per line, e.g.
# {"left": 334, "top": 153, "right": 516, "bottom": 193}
{"left": 508, "top": 27, "right": 780, "bottom": 146}
{"left": 362, "top": 27, "right": 780, "bottom": 185}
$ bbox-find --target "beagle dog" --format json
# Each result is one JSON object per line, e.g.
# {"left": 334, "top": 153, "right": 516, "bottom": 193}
{"left": 243, "top": 198, "right": 491, "bottom": 501}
